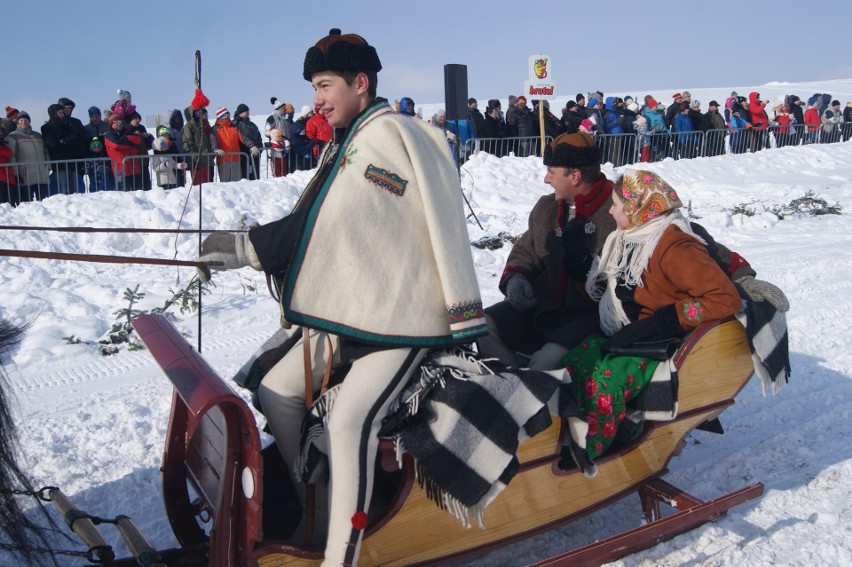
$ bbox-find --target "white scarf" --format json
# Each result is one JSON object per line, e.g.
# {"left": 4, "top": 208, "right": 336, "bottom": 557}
{"left": 587, "top": 209, "right": 705, "bottom": 337}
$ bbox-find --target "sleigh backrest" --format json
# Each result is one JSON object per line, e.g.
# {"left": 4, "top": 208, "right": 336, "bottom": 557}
{"left": 133, "top": 314, "right": 264, "bottom": 565}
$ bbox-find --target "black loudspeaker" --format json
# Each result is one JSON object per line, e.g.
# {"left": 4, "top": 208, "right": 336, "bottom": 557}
{"left": 444, "top": 64, "right": 468, "bottom": 121}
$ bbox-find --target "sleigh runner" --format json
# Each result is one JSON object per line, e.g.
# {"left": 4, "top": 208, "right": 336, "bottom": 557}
{"left": 96, "top": 311, "right": 764, "bottom": 567}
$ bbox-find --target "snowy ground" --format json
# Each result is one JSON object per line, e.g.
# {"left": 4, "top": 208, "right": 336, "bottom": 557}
{"left": 2, "top": 87, "right": 852, "bottom": 565}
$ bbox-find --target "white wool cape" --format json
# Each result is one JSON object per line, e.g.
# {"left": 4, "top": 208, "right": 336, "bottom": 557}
{"left": 282, "top": 103, "right": 486, "bottom": 347}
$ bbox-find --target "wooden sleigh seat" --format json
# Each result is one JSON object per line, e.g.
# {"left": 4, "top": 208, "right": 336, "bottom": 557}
{"left": 132, "top": 314, "right": 762, "bottom": 567}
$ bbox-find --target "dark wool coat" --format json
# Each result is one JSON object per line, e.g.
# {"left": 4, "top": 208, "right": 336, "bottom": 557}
{"left": 487, "top": 174, "right": 616, "bottom": 353}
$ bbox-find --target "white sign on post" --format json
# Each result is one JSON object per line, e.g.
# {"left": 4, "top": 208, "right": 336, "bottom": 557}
{"left": 523, "top": 54, "right": 556, "bottom": 98}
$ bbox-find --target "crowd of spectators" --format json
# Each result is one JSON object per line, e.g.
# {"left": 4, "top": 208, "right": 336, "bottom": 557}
{"left": 2, "top": 88, "right": 850, "bottom": 207}
{"left": 413, "top": 90, "right": 852, "bottom": 166}
{"left": 0, "top": 91, "right": 334, "bottom": 206}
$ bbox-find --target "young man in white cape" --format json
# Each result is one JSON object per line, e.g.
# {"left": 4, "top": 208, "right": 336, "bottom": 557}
{"left": 196, "top": 28, "right": 487, "bottom": 566}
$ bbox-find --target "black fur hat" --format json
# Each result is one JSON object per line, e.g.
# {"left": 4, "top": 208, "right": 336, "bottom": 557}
{"left": 543, "top": 132, "right": 600, "bottom": 168}
{"left": 303, "top": 28, "right": 382, "bottom": 81}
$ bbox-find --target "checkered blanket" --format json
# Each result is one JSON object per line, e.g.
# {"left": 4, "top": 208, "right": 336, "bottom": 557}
{"left": 736, "top": 301, "right": 791, "bottom": 395}
{"left": 379, "top": 348, "right": 576, "bottom": 528}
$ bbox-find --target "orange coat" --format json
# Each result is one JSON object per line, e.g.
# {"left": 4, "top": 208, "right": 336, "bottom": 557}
{"left": 212, "top": 121, "right": 241, "bottom": 162}
{"left": 632, "top": 225, "right": 742, "bottom": 330}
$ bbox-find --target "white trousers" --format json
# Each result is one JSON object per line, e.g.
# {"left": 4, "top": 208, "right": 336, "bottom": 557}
{"left": 258, "top": 328, "right": 425, "bottom": 566}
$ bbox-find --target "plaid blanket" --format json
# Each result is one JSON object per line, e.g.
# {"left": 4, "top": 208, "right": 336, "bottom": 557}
{"left": 736, "top": 300, "right": 791, "bottom": 395}
{"left": 296, "top": 347, "right": 575, "bottom": 529}
{"left": 382, "top": 349, "right": 573, "bottom": 528}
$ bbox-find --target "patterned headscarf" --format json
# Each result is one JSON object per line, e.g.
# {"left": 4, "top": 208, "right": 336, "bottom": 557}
{"left": 616, "top": 168, "right": 683, "bottom": 230}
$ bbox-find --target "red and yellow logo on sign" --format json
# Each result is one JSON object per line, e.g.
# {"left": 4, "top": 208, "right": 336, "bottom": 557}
{"left": 534, "top": 58, "right": 548, "bottom": 79}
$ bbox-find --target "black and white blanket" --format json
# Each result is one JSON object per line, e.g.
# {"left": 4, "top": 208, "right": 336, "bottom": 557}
{"left": 736, "top": 300, "right": 791, "bottom": 394}
{"left": 296, "top": 348, "right": 577, "bottom": 529}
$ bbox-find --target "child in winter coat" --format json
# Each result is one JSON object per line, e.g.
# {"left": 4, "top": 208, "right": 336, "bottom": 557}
{"left": 151, "top": 127, "right": 186, "bottom": 190}
{"left": 268, "top": 128, "right": 289, "bottom": 178}
{"left": 110, "top": 89, "right": 136, "bottom": 122}
{"left": 559, "top": 169, "right": 742, "bottom": 465}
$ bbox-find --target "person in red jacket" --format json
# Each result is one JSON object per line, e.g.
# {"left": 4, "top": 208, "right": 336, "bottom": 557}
{"left": 210, "top": 108, "right": 241, "bottom": 182}
{"left": 804, "top": 97, "right": 822, "bottom": 144}
{"left": 305, "top": 106, "right": 332, "bottom": 159}
{"left": 0, "top": 119, "right": 15, "bottom": 204}
{"left": 748, "top": 92, "right": 769, "bottom": 152}
{"left": 104, "top": 113, "right": 145, "bottom": 190}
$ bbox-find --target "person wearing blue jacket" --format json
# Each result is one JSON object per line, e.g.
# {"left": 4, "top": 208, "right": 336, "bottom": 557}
{"left": 673, "top": 102, "right": 697, "bottom": 159}
{"left": 643, "top": 98, "right": 670, "bottom": 161}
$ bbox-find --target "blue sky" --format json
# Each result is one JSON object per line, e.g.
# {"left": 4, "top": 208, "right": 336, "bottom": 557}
{"left": 8, "top": 0, "right": 852, "bottom": 127}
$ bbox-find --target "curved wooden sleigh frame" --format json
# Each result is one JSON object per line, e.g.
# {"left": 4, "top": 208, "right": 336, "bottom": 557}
{"left": 126, "top": 314, "right": 764, "bottom": 567}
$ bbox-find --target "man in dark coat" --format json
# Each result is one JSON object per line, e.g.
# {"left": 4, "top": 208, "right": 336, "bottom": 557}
{"left": 40, "top": 104, "right": 81, "bottom": 194}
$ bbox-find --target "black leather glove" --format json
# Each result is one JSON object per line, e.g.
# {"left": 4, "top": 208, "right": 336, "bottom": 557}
{"left": 561, "top": 218, "right": 593, "bottom": 281}
{"left": 602, "top": 304, "right": 682, "bottom": 352}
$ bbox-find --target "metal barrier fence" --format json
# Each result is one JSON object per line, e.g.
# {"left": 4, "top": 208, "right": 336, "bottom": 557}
{"left": 3, "top": 123, "right": 850, "bottom": 206}
{"left": 0, "top": 151, "right": 258, "bottom": 204}
{"left": 261, "top": 146, "right": 318, "bottom": 178}
{"left": 463, "top": 136, "right": 553, "bottom": 159}
{"left": 462, "top": 122, "right": 851, "bottom": 166}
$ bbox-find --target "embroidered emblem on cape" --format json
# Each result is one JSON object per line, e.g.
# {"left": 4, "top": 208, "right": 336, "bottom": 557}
{"left": 364, "top": 163, "right": 408, "bottom": 196}
{"left": 340, "top": 146, "right": 357, "bottom": 170}
{"left": 682, "top": 301, "right": 705, "bottom": 321}
{"left": 447, "top": 299, "right": 484, "bottom": 324}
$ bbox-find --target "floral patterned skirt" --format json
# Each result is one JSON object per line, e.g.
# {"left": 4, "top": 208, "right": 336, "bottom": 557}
{"left": 559, "top": 336, "right": 660, "bottom": 459}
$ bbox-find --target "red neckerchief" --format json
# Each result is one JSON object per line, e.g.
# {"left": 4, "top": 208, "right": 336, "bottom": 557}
{"left": 574, "top": 174, "right": 611, "bottom": 220}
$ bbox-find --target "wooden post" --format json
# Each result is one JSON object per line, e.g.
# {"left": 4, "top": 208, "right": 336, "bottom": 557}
{"left": 539, "top": 100, "right": 546, "bottom": 156}
{"left": 48, "top": 488, "right": 115, "bottom": 563}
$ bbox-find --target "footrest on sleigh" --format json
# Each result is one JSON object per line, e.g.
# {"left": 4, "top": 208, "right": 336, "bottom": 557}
{"left": 528, "top": 477, "right": 765, "bottom": 567}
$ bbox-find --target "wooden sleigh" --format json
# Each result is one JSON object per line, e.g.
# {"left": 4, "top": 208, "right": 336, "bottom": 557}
{"left": 117, "top": 313, "right": 763, "bottom": 567}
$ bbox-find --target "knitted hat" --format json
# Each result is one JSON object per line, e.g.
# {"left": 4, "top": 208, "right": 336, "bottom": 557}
{"left": 516, "top": 96, "right": 527, "bottom": 105}
{"left": 807, "top": 97, "right": 818, "bottom": 106}
{"left": 487, "top": 99, "right": 501, "bottom": 109}
{"left": 17, "top": 111, "right": 30, "bottom": 122}
{"left": 284, "top": 103, "right": 294, "bottom": 113}
{"left": 576, "top": 93, "right": 585, "bottom": 102}
{"left": 117, "top": 89, "right": 131, "bottom": 101}
{"left": 300, "top": 105, "right": 313, "bottom": 117}
{"left": 672, "top": 93, "right": 682, "bottom": 100}
{"left": 303, "top": 28, "right": 382, "bottom": 81}
{"left": 647, "top": 97, "right": 658, "bottom": 108}
{"left": 47, "top": 103, "right": 63, "bottom": 117}
{"left": 681, "top": 90, "right": 691, "bottom": 100}
{"left": 58, "top": 97, "right": 75, "bottom": 108}
{"left": 587, "top": 98, "right": 599, "bottom": 108}
{"left": 108, "top": 112, "right": 123, "bottom": 126}
{"left": 435, "top": 108, "right": 446, "bottom": 119}
{"left": 235, "top": 103, "right": 249, "bottom": 116}
{"left": 616, "top": 168, "right": 682, "bottom": 229}
{"left": 271, "top": 97, "right": 286, "bottom": 110}
{"left": 543, "top": 131, "right": 601, "bottom": 169}
{"left": 88, "top": 106, "right": 101, "bottom": 116}
{"left": 508, "top": 95, "right": 517, "bottom": 107}
{"left": 690, "top": 99, "right": 701, "bottom": 109}
{"left": 565, "top": 100, "right": 576, "bottom": 110}
{"left": 5, "top": 106, "right": 19, "bottom": 121}
{"left": 215, "top": 107, "right": 230, "bottom": 120}
{"left": 627, "top": 102, "right": 639, "bottom": 112}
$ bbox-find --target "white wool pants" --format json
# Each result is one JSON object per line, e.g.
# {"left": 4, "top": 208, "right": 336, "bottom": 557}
{"left": 258, "top": 328, "right": 425, "bottom": 566}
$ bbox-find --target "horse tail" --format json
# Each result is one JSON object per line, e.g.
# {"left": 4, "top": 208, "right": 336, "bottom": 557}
{"left": 0, "top": 318, "right": 61, "bottom": 566}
